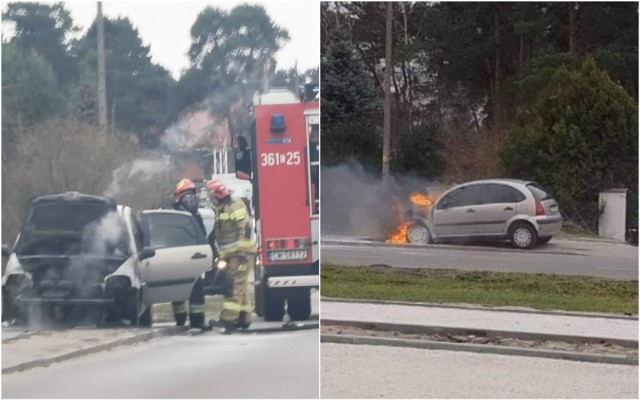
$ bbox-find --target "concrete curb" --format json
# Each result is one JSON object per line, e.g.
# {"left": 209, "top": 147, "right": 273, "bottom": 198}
{"left": 2, "top": 326, "right": 185, "bottom": 374}
{"left": 321, "top": 239, "right": 586, "bottom": 257}
{"left": 322, "top": 319, "right": 639, "bottom": 348}
{"left": 320, "top": 297, "right": 639, "bottom": 320}
{"left": 321, "top": 334, "right": 639, "bottom": 366}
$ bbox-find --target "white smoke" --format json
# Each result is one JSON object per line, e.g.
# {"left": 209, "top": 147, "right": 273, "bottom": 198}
{"left": 104, "top": 158, "right": 169, "bottom": 199}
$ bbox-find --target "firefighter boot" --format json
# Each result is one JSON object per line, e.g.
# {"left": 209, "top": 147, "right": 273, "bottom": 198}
{"left": 238, "top": 311, "right": 251, "bottom": 330}
{"left": 172, "top": 301, "right": 187, "bottom": 326}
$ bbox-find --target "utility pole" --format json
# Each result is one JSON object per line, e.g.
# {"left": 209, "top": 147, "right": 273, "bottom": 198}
{"left": 97, "top": 2, "right": 107, "bottom": 132}
{"left": 382, "top": 2, "right": 393, "bottom": 177}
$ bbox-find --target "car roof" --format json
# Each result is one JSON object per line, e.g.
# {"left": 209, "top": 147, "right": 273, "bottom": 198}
{"left": 458, "top": 178, "right": 531, "bottom": 186}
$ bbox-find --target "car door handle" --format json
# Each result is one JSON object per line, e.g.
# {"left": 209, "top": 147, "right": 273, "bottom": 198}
{"left": 504, "top": 207, "right": 514, "bottom": 211}
{"left": 466, "top": 209, "right": 475, "bottom": 213}
{"left": 191, "top": 252, "right": 207, "bottom": 259}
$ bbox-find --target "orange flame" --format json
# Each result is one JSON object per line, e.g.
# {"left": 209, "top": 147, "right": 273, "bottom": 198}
{"left": 386, "top": 222, "right": 411, "bottom": 244}
{"left": 410, "top": 192, "right": 433, "bottom": 207}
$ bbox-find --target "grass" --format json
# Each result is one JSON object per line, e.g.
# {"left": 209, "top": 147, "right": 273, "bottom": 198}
{"left": 321, "top": 263, "right": 638, "bottom": 315}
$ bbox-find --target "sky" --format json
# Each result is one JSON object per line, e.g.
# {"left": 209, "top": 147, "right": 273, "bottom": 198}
{"left": 4, "top": 1, "right": 320, "bottom": 80}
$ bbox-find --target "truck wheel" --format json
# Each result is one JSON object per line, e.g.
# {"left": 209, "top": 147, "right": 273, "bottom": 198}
{"left": 254, "top": 283, "right": 265, "bottom": 317}
{"left": 287, "top": 295, "right": 311, "bottom": 321}
{"left": 264, "top": 295, "right": 285, "bottom": 322}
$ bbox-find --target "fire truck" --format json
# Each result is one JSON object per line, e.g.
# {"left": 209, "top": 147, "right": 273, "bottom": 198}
{"left": 234, "top": 84, "right": 319, "bottom": 321}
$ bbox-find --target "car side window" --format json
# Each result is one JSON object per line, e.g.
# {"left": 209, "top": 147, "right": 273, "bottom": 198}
{"left": 437, "top": 185, "right": 484, "bottom": 209}
{"left": 144, "top": 213, "right": 207, "bottom": 248}
{"left": 483, "top": 184, "right": 526, "bottom": 204}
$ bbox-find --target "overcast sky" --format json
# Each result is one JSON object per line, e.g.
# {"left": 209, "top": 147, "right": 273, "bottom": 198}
{"left": 4, "top": 1, "right": 320, "bottom": 80}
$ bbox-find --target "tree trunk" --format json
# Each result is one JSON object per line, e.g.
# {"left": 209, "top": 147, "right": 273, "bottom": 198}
{"left": 568, "top": 2, "right": 577, "bottom": 53}
{"left": 491, "top": 4, "right": 503, "bottom": 136}
{"left": 382, "top": 2, "right": 392, "bottom": 177}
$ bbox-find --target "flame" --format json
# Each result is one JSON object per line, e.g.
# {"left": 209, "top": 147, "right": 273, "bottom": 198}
{"left": 385, "top": 193, "right": 433, "bottom": 244}
{"left": 410, "top": 192, "right": 433, "bottom": 207}
{"left": 386, "top": 222, "right": 411, "bottom": 244}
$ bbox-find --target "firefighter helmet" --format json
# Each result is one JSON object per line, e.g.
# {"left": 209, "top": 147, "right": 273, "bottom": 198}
{"left": 206, "top": 180, "right": 230, "bottom": 200}
{"left": 175, "top": 178, "right": 196, "bottom": 203}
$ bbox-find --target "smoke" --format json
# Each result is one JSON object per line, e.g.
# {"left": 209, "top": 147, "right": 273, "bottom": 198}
{"left": 104, "top": 158, "right": 172, "bottom": 209}
{"left": 321, "top": 162, "right": 449, "bottom": 239}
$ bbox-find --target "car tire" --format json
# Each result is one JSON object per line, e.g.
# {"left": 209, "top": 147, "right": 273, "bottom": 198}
{"left": 407, "top": 222, "right": 431, "bottom": 244}
{"left": 509, "top": 222, "right": 538, "bottom": 249}
{"left": 125, "top": 289, "right": 140, "bottom": 326}
{"left": 538, "top": 236, "right": 552, "bottom": 245}
{"left": 287, "top": 293, "right": 311, "bottom": 321}
{"left": 139, "top": 305, "right": 153, "bottom": 327}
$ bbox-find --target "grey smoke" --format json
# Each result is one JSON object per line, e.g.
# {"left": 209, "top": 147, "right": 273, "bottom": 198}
{"left": 321, "top": 162, "right": 448, "bottom": 239}
{"left": 104, "top": 158, "right": 169, "bottom": 199}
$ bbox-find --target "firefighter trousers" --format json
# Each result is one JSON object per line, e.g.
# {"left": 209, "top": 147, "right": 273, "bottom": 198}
{"left": 173, "top": 277, "right": 205, "bottom": 327}
{"left": 219, "top": 255, "right": 253, "bottom": 326}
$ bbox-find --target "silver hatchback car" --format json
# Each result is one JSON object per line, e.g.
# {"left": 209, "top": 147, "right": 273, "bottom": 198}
{"left": 406, "top": 179, "right": 563, "bottom": 249}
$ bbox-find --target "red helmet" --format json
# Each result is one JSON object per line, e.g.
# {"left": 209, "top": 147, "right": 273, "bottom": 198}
{"left": 206, "top": 180, "right": 230, "bottom": 200}
{"left": 175, "top": 178, "right": 196, "bottom": 202}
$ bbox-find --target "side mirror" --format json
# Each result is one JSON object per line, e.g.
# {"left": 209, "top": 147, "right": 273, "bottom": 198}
{"left": 2, "top": 244, "right": 11, "bottom": 258}
{"left": 138, "top": 247, "right": 156, "bottom": 261}
{"left": 234, "top": 149, "right": 252, "bottom": 181}
{"left": 438, "top": 200, "right": 450, "bottom": 210}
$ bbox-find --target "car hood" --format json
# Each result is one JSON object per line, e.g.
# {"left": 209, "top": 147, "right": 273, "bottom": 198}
{"left": 15, "top": 193, "right": 121, "bottom": 257}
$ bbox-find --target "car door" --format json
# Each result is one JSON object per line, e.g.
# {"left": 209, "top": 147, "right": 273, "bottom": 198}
{"left": 139, "top": 210, "right": 212, "bottom": 305}
{"left": 432, "top": 184, "right": 483, "bottom": 238}
{"left": 474, "top": 183, "right": 524, "bottom": 236}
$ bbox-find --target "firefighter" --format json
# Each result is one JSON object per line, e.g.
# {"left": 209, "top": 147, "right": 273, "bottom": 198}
{"left": 206, "top": 180, "right": 256, "bottom": 333}
{"left": 172, "top": 178, "right": 211, "bottom": 330}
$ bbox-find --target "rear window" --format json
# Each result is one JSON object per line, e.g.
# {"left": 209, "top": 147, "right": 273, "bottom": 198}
{"left": 28, "top": 204, "right": 113, "bottom": 231}
{"left": 526, "top": 183, "right": 552, "bottom": 201}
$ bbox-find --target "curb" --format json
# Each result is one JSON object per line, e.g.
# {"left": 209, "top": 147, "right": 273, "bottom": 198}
{"left": 321, "top": 319, "right": 639, "bottom": 348}
{"left": 320, "top": 298, "right": 639, "bottom": 320}
{"left": 321, "top": 239, "right": 585, "bottom": 257}
{"left": 321, "top": 334, "right": 639, "bottom": 366}
{"left": 2, "top": 326, "right": 184, "bottom": 374}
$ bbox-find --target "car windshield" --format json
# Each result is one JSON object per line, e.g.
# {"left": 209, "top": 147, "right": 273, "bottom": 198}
{"left": 526, "top": 182, "right": 552, "bottom": 201}
{"left": 28, "top": 203, "right": 113, "bottom": 232}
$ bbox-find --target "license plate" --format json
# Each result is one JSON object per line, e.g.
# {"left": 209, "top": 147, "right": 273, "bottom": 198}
{"left": 268, "top": 250, "right": 308, "bottom": 262}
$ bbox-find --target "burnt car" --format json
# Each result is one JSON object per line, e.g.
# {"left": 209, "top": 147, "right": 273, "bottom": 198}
{"left": 2, "top": 192, "right": 213, "bottom": 326}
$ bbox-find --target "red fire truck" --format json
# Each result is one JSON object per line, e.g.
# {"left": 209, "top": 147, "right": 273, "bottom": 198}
{"left": 234, "top": 84, "right": 319, "bottom": 321}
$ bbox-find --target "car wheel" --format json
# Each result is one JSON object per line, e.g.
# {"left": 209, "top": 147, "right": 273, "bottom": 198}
{"left": 125, "top": 289, "right": 140, "bottom": 326}
{"left": 538, "top": 236, "right": 552, "bottom": 245}
{"left": 407, "top": 222, "right": 431, "bottom": 244}
{"left": 509, "top": 222, "right": 538, "bottom": 249}
{"left": 139, "top": 305, "right": 152, "bottom": 327}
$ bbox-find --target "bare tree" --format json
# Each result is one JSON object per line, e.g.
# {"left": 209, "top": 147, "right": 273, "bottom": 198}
{"left": 2, "top": 118, "right": 171, "bottom": 244}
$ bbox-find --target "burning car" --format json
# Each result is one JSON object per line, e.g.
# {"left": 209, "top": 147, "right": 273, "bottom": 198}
{"left": 2, "top": 192, "right": 213, "bottom": 326}
{"left": 390, "top": 179, "right": 563, "bottom": 249}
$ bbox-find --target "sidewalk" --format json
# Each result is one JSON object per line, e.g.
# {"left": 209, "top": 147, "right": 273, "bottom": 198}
{"left": 321, "top": 300, "right": 638, "bottom": 342}
{"left": 2, "top": 324, "right": 181, "bottom": 373}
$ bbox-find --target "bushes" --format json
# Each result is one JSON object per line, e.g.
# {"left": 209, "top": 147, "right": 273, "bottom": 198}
{"left": 502, "top": 57, "right": 638, "bottom": 230}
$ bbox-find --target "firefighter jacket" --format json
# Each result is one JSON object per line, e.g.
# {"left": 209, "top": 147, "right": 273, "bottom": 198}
{"left": 214, "top": 196, "right": 256, "bottom": 258}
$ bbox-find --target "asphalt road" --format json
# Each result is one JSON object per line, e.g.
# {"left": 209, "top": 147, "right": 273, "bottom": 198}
{"left": 321, "top": 343, "right": 638, "bottom": 399}
{"left": 321, "top": 240, "right": 639, "bottom": 279}
{"left": 3, "top": 328, "right": 318, "bottom": 399}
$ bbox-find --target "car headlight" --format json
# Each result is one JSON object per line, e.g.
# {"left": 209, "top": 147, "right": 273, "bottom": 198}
{"left": 217, "top": 259, "right": 228, "bottom": 270}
